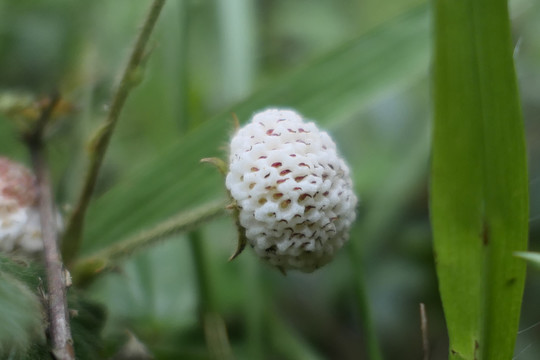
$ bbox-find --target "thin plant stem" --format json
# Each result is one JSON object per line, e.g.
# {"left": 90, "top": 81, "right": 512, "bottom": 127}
{"left": 175, "top": 3, "right": 233, "bottom": 357}
{"left": 72, "top": 199, "right": 226, "bottom": 286}
{"left": 189, "top": 230, "right": 234, "bottom": 360}
{"left": 355, "top": 273, "right": 383, "bottom": 360}
{"left": 62, "top": 0, "right": 167, "bottom": 265}
{"left": 419, "top": 303, "right": 429, "bottom": 360}
{"left": 203, "top": 312, "right": 235, "bottom": 360}
{"left": 349, "top": 239, "right": 383, "bottom": 360}
{"left": 189, "top": 230, "right": 215, "bottom": 312}
{"left": 244, "top": 256, "right": 263, "bottom": 359}
{"left": 25, "top": 95, "right": 74, "bottom": 360}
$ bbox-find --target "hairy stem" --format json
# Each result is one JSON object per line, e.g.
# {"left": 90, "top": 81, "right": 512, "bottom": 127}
{"left": 62, "top": 0, "right": 167, "bottom": 265}
{"left": 72, "top": 199, "right": 227, "bottom": 286}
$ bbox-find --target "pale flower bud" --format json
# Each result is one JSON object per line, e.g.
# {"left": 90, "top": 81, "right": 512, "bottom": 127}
{"left": 0, "top": 157, "right": 61, "bottom": 255}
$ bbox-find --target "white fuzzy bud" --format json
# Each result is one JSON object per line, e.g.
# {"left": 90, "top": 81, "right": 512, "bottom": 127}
{"left": 226, "top": 109, "right": 358, "bottom": 272}
{"left": 0, "top": 157, "right": 61, "bottom": 255}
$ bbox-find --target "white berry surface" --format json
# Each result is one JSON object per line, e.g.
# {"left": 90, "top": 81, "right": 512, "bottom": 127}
{"left": 226, "top": 109, "right": 357, "bottom": 272}
{"left": 0, "top": 157, "right": 60, "bottom": 254}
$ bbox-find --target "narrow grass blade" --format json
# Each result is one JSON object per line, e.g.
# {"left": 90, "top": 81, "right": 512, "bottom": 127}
{"left": 431, "top": 0, "right": 528, "bottom": 359}
{"left": 81, "top": 5, "right": 430, "bottom": 255}
{"left": 514, "top": 251, "right": 540, "bottom": 269}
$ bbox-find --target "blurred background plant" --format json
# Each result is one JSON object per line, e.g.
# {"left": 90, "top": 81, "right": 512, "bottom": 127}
{"left": 0, "top": 0, "right": 539, "bottom": 359}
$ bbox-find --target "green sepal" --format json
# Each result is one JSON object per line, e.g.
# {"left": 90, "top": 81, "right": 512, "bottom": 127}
{"left": 228, "top": 201, "right": 247, "bottom": 261}
{"left": 200, "top": 157, "right": 228, "bottom": 176}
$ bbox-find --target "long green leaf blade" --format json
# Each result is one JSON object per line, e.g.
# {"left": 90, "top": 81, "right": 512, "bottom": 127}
{"left": 431, "top": 0, "right": 528, "bottom": 359}
{"left": 81, "top": 6, "right": 430, "bottom": 255}
{"left": 473, "top": 3, "right": 528, "bottom": 359}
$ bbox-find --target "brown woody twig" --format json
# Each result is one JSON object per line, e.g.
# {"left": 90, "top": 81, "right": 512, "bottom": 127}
{"left": 25, "top": 93, "right": 74, "bottom": 360}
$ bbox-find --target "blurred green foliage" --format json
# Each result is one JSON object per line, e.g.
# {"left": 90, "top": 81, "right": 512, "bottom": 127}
{"left": 0, "top": 0, "right": 539, "bottom": 359}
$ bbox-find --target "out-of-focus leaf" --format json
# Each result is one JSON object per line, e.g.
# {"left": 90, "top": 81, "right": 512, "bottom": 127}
{"left": 69, "top": 291, "right": 107, "bottom": 360}
{"left": 88, "top": 238, "right": 198, "bottom": 331}
{"left": 81, "top": 5, "right": 430, "bottom": 255}
{"left": 0, "top": 257, "right": 45, "bottom": 357}
{"left": 110, "top": 331, "right": 153, "bottom": 360}
{"left": 267, "top": 311, "right": 325, "bottom": 360}
{"left": 431, "top": 0, "right": 528, "bottom": 358}
{"left": 0, "top": 256, "right": 106, "bottom": 359}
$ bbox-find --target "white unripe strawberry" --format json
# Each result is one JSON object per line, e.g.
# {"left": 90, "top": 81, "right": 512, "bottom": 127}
{"left": 225, "top": 109, "right": 358, "bottom": 272}
{"left": 0, "top": 157, "right": 60, "bottom": 255}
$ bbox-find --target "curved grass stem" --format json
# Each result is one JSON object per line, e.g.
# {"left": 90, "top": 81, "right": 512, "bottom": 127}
{"left": 62, "top": 0, "right": 167, "bottom": 266}
{"left": 72, "top": 199, "right": 226, "bottom": 286}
